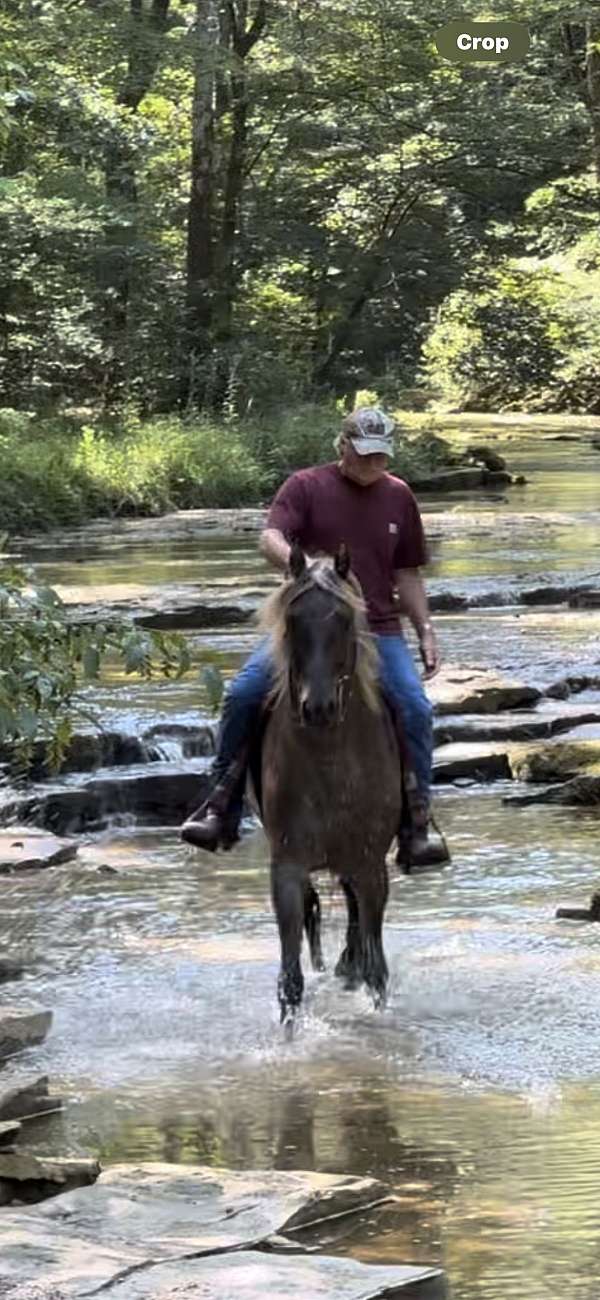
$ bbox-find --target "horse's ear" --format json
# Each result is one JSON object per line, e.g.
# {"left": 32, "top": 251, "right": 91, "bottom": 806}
{"left": 288, "top": 540, "right": 306, "bottom": 581}
{"left": 334, "top": 542, "right": 351, "bottom": 581}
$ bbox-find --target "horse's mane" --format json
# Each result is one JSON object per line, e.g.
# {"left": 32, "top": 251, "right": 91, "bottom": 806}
{"left": 257, "top": 559, "right": 380, "bottom": 712}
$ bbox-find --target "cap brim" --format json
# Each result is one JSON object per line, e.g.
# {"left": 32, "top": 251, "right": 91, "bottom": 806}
{"left": 350, "top": 437, "right": 393, "bottom": 456}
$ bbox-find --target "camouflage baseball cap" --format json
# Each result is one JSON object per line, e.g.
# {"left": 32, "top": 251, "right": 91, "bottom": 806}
{"left": 342, "top": 407, "right": 395, "bottom": 455}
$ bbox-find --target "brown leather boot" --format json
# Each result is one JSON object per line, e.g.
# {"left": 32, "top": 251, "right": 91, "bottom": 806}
{"left": 394, "top": 802, "right": 451, "bottom": 873}
{"left": 181, "top": 805, "right": 223, "bottom": 852}
{"left": 398, "top": 823, "right": 451, "bottom": 871}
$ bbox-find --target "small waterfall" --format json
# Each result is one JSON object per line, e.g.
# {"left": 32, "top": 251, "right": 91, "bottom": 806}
{"left": 142, "top": 737, "right": 185, "bottom": 764}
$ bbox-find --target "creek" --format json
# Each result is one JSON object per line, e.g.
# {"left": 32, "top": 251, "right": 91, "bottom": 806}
{"left": 2, "top": 417, "right": 600, "bottom": 1300}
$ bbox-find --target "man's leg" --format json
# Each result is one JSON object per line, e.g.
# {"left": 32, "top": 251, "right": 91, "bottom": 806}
{"left": 181, "top": 641, "right": 273, "bottom": 851}
{"left": 376, "top": 634, "right": 450, "bottom": 868}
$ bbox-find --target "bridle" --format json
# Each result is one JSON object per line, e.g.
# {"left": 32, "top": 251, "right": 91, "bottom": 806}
{"left": 286, "top": 599, "right": 357, "bottom": 726}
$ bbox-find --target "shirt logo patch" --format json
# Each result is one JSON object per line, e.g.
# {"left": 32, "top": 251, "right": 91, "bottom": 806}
{"left": 389, "top": 522, "right": 398, "bottom": 534}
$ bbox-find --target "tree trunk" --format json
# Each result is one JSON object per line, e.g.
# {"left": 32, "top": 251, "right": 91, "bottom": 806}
{"left": 102, "top": 0, "right": 171, "bottom": 404}
{"left": 184, "top": 0, "right": 220, "bottom": 402}
{"left": 586, "top": 20, "right": 600, "bottom": 184}
{"left": 185, "top": 0, "right": 267, "bottom": 409}
{"left": 561, "top": 21, "right": 600, "bottom": 186}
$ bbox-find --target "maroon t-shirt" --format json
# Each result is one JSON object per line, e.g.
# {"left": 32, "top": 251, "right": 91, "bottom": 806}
{"left": 267, "top": 462, "right": 428, "bottom": 634}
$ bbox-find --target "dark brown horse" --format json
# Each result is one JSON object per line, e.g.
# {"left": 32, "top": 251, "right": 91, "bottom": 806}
{"left": 258, "top": 542, "right": 402, "bottom": 1025}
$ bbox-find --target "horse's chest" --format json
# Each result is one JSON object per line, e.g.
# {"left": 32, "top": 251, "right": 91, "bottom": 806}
{"left": 262, "top": 725, "right": 399, "bottom": 867}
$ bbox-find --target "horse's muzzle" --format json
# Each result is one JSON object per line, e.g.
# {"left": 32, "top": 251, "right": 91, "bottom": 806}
{"left": 301, "top": 696, "right": 338, "bottom": 727}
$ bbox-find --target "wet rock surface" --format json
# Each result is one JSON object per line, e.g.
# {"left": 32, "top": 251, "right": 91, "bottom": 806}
{"left": 0, "top": 1005, "right": 52, "bottom": 1059}
{"left": 433, "top": 744, "right": 511, "bottom": 783}
{"left": 505, "top": 739, "right": 600, "bottom": 806}
{"left": 0, "top": 830, "right": 78, "bottom": 874}
{"left": 434, "top": 702, "right": 600, "bottom": 745}
{"left": 0, "top": 766, "right": 212, "bottom": 836}
{"left": 428, "top": 666, "right": 540, "bottom": 715}
{"left": 0, "top": 1152, "right": 100, "bottom": 1206}
{"left": 0, "top": 1163, "right": 443, "bottom": 1298}
{"left": 505, "top": 774, "right": 600, "bottom": 806}
{"left": 0, "top": 1076, "right": 62, "bottom": 1124}
{"left": 509, "top": 740, "right": 600, "bottom": 784}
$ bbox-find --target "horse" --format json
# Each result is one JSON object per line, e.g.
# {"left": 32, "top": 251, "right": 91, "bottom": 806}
{"left": 256, "top": 541, "right": 403, "bottom": 1026}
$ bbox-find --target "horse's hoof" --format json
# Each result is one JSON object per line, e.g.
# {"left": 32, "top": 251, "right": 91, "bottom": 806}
{"left": 280, "top": 1010, "right": 296, "bottom": 1041}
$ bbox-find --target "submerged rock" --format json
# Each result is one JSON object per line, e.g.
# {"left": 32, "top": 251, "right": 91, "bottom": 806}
{"left": 544, "top": 673, "right": 600, "bottom": 700}
{"left": 505, "top": 774, "right": 600, "bottom": 806}
{"left": 0, "top": 829, "right": 78, "bottom": 874}
{"left": 557, "top": 891, "right": 600, "bottom": 922}
{"left": 85, "top": 1250, "right": 445, "bottom": 1299}
{"left": 0, "top": 1163, "right": 445, "bottom": 1297}
{"left": 0, "top": 957, "right": 26, "bottom": 983}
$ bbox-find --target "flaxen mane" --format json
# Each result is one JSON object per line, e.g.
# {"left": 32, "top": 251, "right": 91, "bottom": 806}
{"left": 257, "top": 559, "right": 380, "bottom": 711}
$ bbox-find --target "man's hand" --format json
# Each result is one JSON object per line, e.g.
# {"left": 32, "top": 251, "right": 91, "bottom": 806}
{"left": 419, "top": 623, "right": 441, "bottom": 679}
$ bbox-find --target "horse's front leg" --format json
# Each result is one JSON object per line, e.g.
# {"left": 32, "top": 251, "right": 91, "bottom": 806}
{"left": 355, "top": 865, "right": 389, "bottom": 1010}
{"left": 271, "top": 861, "right": 306, "bottom": 1025}
{"left": 304, "top": 881, "right": 325, "bottom": 972}
{"left": 335, "top": 878, "right": 363, "bottom": 989}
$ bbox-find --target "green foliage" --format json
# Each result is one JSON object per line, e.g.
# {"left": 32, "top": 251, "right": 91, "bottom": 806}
{"left": 0, "top": 539, "right": 197, "bottom": 772}
{"left": 423, "top": 238, "right": 600, "bottom": 412}
{"left": 0, "top": 0, "right": 594, "bottom": 415}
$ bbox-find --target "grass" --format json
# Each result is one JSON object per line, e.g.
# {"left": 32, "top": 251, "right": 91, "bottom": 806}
{"left": 0, "top": 403, "right": 461, "bottom": 535}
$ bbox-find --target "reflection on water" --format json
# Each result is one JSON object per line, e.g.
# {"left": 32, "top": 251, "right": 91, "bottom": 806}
{"left": 4, "top": 424, "right": 600, "bottom": 1300}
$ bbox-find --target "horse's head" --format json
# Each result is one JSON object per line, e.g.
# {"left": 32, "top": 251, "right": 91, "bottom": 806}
{"left": 283, "top": 542, "right": 364, "bottom": 727}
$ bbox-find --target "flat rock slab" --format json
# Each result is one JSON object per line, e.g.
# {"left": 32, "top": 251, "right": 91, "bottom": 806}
{"left": 0, "top": 767, "right": 212, "bottom": 836}
{"left": 429, "top": 665, "right": 540, "bottom": 715}
{"left": 433, "top": 742, "right": 511, "bottom": 783}
{"left": 0, "top": 1075, "right": 61, "bottom": 1124}
{"left": 0, "top": 1153, "right": 100, "bottom": 1206}
{"left": 0, "top": 1163, "right": 407, "bottom": 1295}
{"left": 434, "top": 703, "right": 600, "bottom": 745}
{"left": 90, "top": 1250, "right": 445, "bottom": 1300}
{"left": 0, "top": 1005, "right": 52, "bottom": 1059}
{"left": 58, "top": 581, "right": 269, "bottom": 631}
{"left": 0, "top": 830, "right": 77, "bottom": 874}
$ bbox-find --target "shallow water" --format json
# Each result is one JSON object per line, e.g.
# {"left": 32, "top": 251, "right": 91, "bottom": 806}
{"left": 4, "top": 420, "right": 600, "bottom": 1299}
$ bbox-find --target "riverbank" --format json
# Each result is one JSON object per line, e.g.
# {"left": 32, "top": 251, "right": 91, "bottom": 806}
{"left": 3, "top": 404, "right": 588, "bottom": 535}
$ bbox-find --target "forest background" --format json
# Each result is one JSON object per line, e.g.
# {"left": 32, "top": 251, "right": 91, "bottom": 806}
{"left": 1, "top": 0, "right": 599, "bottom": 765}
{"left": 1, "top": 1, "right": 600, "bottom": 532}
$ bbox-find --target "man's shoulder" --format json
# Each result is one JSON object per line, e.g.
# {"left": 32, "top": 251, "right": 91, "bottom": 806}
{"left": 384, "top": 471, "right": 417, "bottom": 502}
{"left": 279, "top": 462, "right": 338, "bottom": 492}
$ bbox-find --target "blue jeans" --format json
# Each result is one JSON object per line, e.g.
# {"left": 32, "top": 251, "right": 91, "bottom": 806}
{"left": 210, "top": 635, "right": 433, "bottom": 817}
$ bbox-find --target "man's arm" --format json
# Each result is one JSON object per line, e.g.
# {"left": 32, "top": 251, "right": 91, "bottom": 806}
{"left": 259, "top": 527, "right": 293, "bottom": 573}
{"left": 394, "top": 567, "right": 441, "bottom": 679}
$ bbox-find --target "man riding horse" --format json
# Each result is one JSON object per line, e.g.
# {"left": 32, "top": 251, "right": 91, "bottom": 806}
{"left": 182, "top": 407, "right": 450, "bottom": 869}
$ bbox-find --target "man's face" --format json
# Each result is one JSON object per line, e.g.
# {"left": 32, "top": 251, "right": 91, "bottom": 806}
{"left": 339, "top": 435, "right": 389, "bottom": 486}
